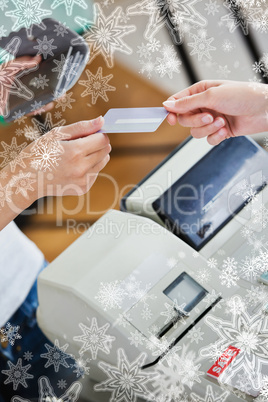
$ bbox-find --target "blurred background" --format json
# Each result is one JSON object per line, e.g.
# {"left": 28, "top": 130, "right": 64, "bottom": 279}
{"left": 0, "top": 0, "right": 267, "bottom": 261}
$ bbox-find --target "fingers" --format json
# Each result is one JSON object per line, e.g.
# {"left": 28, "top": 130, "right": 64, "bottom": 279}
{"left": 27, "top": 102, "right": 54, "bottom": 116}
{"left": 165, "top": 80, "right": 224, "bottom": 102}
{"left": 76, "top": 131, "right": 110, "bottom": 157}
{"left": 206, "top": 128, "right": 229, "bottom": 145}
{"left": 60, "top": 116, "right": 105, "bottom": 140}
{"left": 178, "top": 112, "right": 214, "bottom": 128}
{"left": 163, "top": 89, "right": 216, "bottom": 114}
{"left": 190, "top": 117, "right": 225, "bottom": 138}
{"left": 86, "top": 144, "right": 111, "bottom": 166}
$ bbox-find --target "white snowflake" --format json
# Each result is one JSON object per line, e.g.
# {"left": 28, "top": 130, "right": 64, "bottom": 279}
{"left": 200, "top": 302, "right": 268, "bottom": 376}
{"left": 141, "top": 307, "right": 153, "bottom": 320}
{"left": 0, "top": 137, "right": 30, "bottom": 172}
{"left": 5, "top": 0, "right": 51, "bottom": 37}
{"left": 23, "top": 351, "right": 33, "bottom": 361}
{"left": 71, "top": 357, "right": 90, "bottom": 378}
{"left": 55, "top": 91, "right": 75, "bottom": 111}
{"left": 128, "top": 0, "right": 206, "bottom": 43}
{"left": 196, "top": 267, "right": 211, "bottom": 284}
{"left": 0, "top": 46, "right": 38, "bottom": 117}
{"left": 207, "top": 257, "right": 217, "bottom": 269}
{"left": 94, "top": 348, "right": 156, "bottom": 401}
{"left": 128, "top": 330, "right": 144, "bottom": 348}
{"left": 205, "top": 0, "right": 220, "bottom": 15}
{"left": 57, "top": 378, "right": 67, "bottom": 389}
{"left": 79, "top": 67, "right": 115, "bottom": 105}
{"left": 167, "top": 257, "right": 178, "bottom": 268}
{"left": 239, "top": 256, "right": 263, "bottom": 282}
{"left": 137, "top": 43, "right": 151, "bottom": 59}
{"left": 0, "top": 25, "right": 7, "bottom": 38}
{"left": 33, "top": 35, "right": 57, "bottom": 59}
{"left": 54, "top": 22, "right": 68, "bottom": 37}
{"left": 217, "top": 65, "right": 231, "bottom": 78}
{"left": 246, "top": 285, "right": 268, "bottom": 307}
{"left": 1, "top": 358, "right": 33, "bottom": 390}
{"left": 253, "top": 10, "right": 268, "bottom": 33}
{"left": 155, "top": 44, "right": 181, "bottom": 79}
{"left": 219, "top": 266, "right": 239, "bottom": 288}
{"left": 147, "top": 38, "right": 161, "bottom": 52}
{"left": 52, "top": 53, "right": 78, "bottom": 81}
{"left": 73, "top": 317, "right": 115, "bottom": 359}
{"left": 30, "top": 100, "right": 45, "bottom": 114}
{"left": 187, "top": 326, "right": 204, "bottom": 344}
{"left": 9, "top": 170, "right": 36, "bottom": 198}
{"left": 75, "top": 3, "right": 136, "bottom": 68}
{"left": 140, "top": 58, "right": 155, "bottom": 78}
{"left": 0, "top": 322, "right": 22, "bottom": 346}
{"left": 40, "top": 339, "right": 71, "bottom": 372}
{"left": 0, "top": 0, "right": 8, "bottom": 11}
{"left": 221, "top": 0, "right": 257, "bottom": 35}
{"left": 12, "top": 110, "right": 27, "bottom": 125}
{"left": 224, "top": 295, "right": 246, "bottom": 316}
{"left": 30, "top": 74, "right": 49, "bottom": 90}
{"left": 31, "top": 112, "right": 66, "bottom": 136}
{"left": 15, "top": 128, "right": 24, "bottom": 137}
{"left": 95, "top": 280, "right": 126, "bottom": 311}
{"left": 30, "top": 135, "right": 63, "bottom": 172}
{"left": 0, "top": 183, "right": 11, "bottom": 208}
{"left": 51, "top": 0, "right": 88, "bottom": 17}
{"left": 188, "top": 30, "right": 216, "bottom": 61}
{"left": 190, "top": 384, "right": 229, "bottom": 402}
{"left": 12, "top": 375, "right": 82, "bottom": 401}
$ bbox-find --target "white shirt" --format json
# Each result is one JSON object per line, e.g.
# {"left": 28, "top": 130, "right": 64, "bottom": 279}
{"left": 0, "top": 221, "right": 44, "bottom": 327}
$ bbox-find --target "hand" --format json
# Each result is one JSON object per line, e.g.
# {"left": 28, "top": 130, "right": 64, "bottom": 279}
{"left": 163, "top": 80, "right": 268, "bottom": 145}
{"left": 27, "top": 116, "right": 111, "bottom": 197}
{"left": 0, "top": 55, "right": 54, "bottom": 117}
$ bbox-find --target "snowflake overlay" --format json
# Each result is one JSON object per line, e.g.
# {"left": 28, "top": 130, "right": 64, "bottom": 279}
{"left": 94, "top": 348, "right": 157, "bottom": 401}
{"left": 2, "top": 358, "right": 33, "bottom": 390}
{"left": 40, "top": 339, "right": 71, "bottom": 372}
{"left": 5, "top": 0, "right": 52, "bottom": 37}
{"left": 75, "top": 3, "right": 136, "bottom": 68}
{"left": 200, "top": 298, "right": 268, "bottom": 385}
{"left": 51, "top": 0, "right": 88, "bottom": 17}
{"left": 0, "top": 322, "right": 22, "bottom": 346}
{"left": 0, "top": 41, "right": 39, "bottom": 118}
{"left": 11, "top": 375, "right": 82, "bottom": 401}
{"left": 190, "top": 384, "right": 230, "bottom": 402}
{"left": 79, "top": 67, "right": 116, "bottom": 104}
{"left": 73, "top": 317, "right": 115, "bottom": 359}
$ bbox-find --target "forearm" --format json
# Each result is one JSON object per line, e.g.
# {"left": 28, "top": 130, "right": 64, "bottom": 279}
{"left": 0, "top": 164, "right": 38, "bottom": 231}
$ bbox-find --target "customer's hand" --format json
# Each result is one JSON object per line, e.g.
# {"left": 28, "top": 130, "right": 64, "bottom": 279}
{"left": 27, "top": 116, "right": 111, "bottom": 197}
{"left": 163, "top": 80, "right": 268, "bottom": 145}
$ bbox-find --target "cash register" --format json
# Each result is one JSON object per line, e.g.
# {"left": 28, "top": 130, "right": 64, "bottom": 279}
{"left": 37, "top": 208, "right": 268, "bottom": 401}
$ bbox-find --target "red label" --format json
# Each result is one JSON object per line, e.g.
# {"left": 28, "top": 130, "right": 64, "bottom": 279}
{"left": 207, "top": 346, "right": 240, "bottom": 379}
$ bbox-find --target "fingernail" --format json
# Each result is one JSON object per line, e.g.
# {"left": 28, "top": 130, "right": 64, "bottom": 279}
{"left": 94, "top": 115, "right": 103, "bottom": 125}
{"left": 214, "top": 118, "right": 225, "bottom": 127}
{"left": 202, "top": 115, "right": 213, "bottom": 124}
{"left": 218, "top": 128, "right": 226, "bottom": 137}
{"left": 163, "top": 100, "right": 176, "bottom": 108}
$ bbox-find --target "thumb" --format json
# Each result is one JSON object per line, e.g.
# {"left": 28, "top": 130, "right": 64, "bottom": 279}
{"left": 163, "top": 91, "right": 212, "bottom": 113}
{"left": 57, "top": 116, "right": 105, "bottom": 141}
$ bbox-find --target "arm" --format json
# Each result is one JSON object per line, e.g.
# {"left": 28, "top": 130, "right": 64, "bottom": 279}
{"left": 0, "top": 117, "right": 111, "bottom": 230}
{"left": 163, "top": 80, "right": 268, "bottom": 145}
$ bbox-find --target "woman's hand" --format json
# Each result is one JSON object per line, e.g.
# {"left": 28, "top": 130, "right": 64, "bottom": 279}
{"left": 163, "top": 80, "right": 268, "bottom": 145}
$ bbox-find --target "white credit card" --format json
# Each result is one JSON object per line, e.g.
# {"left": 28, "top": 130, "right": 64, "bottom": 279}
{"left": 98, "top": 107, "right": 169, "bottom": 133}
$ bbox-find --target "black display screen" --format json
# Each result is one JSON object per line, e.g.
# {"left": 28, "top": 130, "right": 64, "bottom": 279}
{"left": 153, "top": 137, "right": 268, "bottom": 250}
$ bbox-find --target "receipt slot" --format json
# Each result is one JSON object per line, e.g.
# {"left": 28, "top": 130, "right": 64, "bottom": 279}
{"left": 37, "top": 210, "right": 268, "bottom": 402}
{"left": 121, "top": 136, "right": 268, "bottom": 270}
